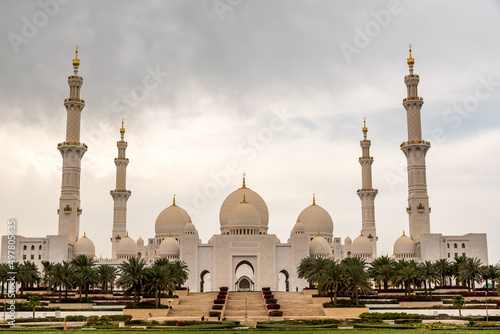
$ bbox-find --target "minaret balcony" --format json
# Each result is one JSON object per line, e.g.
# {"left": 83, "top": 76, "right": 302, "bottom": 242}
{"left": 402, "top": 97, "right": 423, "bottom": 102}
{"left": 400, "top": 140, "right": 430, "bottom": 148}
{"left": 77, "top": 207, "right": 82, "bottom": 215}
{"left": 358, "top": 157, "right": 373, "bottom": 160}
{"left": 64, "top": 98, "right": 85, "bottom": 103}
{"left": 58, "top": 142, "right": 88, "bottom": 149}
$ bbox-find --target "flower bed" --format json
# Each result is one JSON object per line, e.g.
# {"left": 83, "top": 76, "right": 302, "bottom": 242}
{"left": 209, "top": 311, "right": 221, "bottom": 317}
{"left": 266, "top": 303, "right": 280, "bottom": 310}
{"left": 269, "top": 310, "right": 283, "bottom": 316}
{"left": 262, "top": 287, "right": 271, "bottom": 292}
{"left": 219, "top": 286, "right": 229, "bottom": 292}
{"left": 212, "top": 304, "right": 223, "bottom": 310}
{"left": 397, "top": 295, "right": 441, "bottom": 302}
{"left": 216, "top": 294, "right": 226, "bottom": 300}
{"left": 213, "top": 299, "right": 226, "bottom": 305}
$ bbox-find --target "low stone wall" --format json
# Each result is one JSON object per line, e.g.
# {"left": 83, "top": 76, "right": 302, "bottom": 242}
{"left": 312, "top": 297, "right": 350, "bottom": 304}
{"left": 399, "top": 301, "right": 443, "bottom": 308}
{"left": 323, "top": 307, "right": 369, "bottom": 318}
{"left": 302, "top": 289, "right": 318, "bottom": 296}
{"left": 48, "top": 303, "right": 93, "bottom": 309}
{"left": 175, "top": 290, "right": 188, "bottom": 297}
{"left": 123, "top": 308, "right": 169, "bottom": 319}
{"left": 160, "top": 298, "right": 180, "bottom": 306}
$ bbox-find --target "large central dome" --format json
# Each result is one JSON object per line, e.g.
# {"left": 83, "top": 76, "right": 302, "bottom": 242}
{"left": 296, "top": 195, "right": 333, "bottom": 241}
{"left": 219, "top": 175, "right": 269, "bottom": 231}
{"left": 155, "top": 197, "right": 193, "bottom": 237}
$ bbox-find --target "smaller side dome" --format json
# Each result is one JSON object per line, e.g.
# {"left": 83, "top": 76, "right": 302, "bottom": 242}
{"left": 137, "top": 237, "right": 144, "bottom": 247}
{"left": 73, "top": 233, "right": 95, "bottom": 258}
{"left": 293, "top": 220, "right": 305, "bottom": 234}
{"left": 344, "top": 236, "right": 352, "bottom": 245}
{"left": 158, "top": 236, "right": 180, "bottom": 258}
{"left": 116, "top": 234, "right": 138, "bottom": 258}
{"left": 352, "top": 235, "right": 372, "bottom": 255}
{"left": 184, "top": 222, "right": 197, "bottom": 234}
{"left": 208, "top": 237, "right": 214, "bottom": 244}
{"left": 394, "top": 232, "right": 415, "bottom": 257}
{"left": 309, "top": 235, "right": 331, "bottom": 257}
{"left": 228, "top": 199, "right": 261, "bottom": 228}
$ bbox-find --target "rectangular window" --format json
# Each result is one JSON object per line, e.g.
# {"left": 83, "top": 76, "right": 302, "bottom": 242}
{"left": 447, "top": 253, "right": 450, "bottom": 258}
{"left": 454, "top": 253, "right": 458, "bottom": 258}
{"left": 462, "top": 253, "right": 465, "bottom": 257}
{"left": 23, "top": 255, "right": 26, "bottom": 260}
{"left": 30, "top": 255, "right": 34, "bottom": 260}
{"left": 38, "top": 255, "right": 41, "bottom": 260}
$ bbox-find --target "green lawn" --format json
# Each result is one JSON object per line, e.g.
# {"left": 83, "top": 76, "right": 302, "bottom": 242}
{"left": 3, "top": 330, "right": 500, "bottom": 333}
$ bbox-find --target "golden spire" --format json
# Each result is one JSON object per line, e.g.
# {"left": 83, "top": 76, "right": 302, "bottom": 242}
{"left": 407, "top": 44, "right": 414, "bottom": 66}
{"left": 317, "top": 231, "right": 321, "bottom": 237}
{"left": 83, "top": 231, "right": 86, "bottom": 238}
{"left": 173, "top": 194, "right": 176, "bottom": 206}
{"left": 241, "top": 194, "right": 247, "bottom": 203}
{"left": 403, "top": 230, "right": 405, "bottom": 236}
{"left": 168, "top": 231, "right": 172, "bottom": 237}
{"left": 120, "top": 118, "right": 125, "bottom": 134}
{"left": 126, "top": 231, "right": 129, "bottom": 237}
{"left": 73, "top": 45, "right": 80, "bottom": 67}
{"left": 362, "top": 117, "right": 368, "bottom": 133}
{"left": 312, "top": 193, "right": 316, "bottom": 206}
{"left": 360, "top": 230, "right": 363, "bottom": 237}
{"left": 242, "top": 173, "right": 246, "bottom": 188}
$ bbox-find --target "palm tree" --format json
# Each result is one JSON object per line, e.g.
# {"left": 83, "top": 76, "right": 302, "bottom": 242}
{"left": 435, "top": 259, "right": 452, "bottom": 286}
{"left": 97, "top": 265, "right": 117, "bottom": 291}
{"left": 144, "top": 264, "right": 173, "bottom": 308}
{"left": 41, "top": 261, "right": 54, "bottom": 292}
{"left": 116, "top": 257, "right": 147, "bottom": 308}
{"left": 17, "top": 261, "right": 40, "bottom": 295}
{"left": 297, "top": 257, "right": 316, "bottom": 288}
{"left": 343, "top": 258, "right": 371, "bottom": 306}
{"left": 169, "top": 261, "right": 189, "bottom": 293}
{"left": 0, "top": 263, "right": 10, "bottom": 297}
{"left": 394, "top": 260, "right": 418, "bottom": 296}
{"left": 71, "top": 255, "right": 98, "bottom": 300}
{"left": 28, "top": 295, "right": 41, "bottom": 318}
{"left": 458, "top": 257, "right": 483, "bottom": 292}
{"left": 369, "top": 255, "right": 395, "bottom": 290}
{"left": 481, "top": 265, "right": 498, "bottom": 292}
{"left": 318, "top": 260, "right": 345, "bottom": 306}
{"left": 418, "top": 261, "right": 438, "bottom": 296}
{"left": 49, "top": 263, "right": 67, "bottom": 302}
{"left": 452, "top": 255, "right": 469, "bottom": 286}
{"left": 453, "top": 295, "right": 465, "bottom": 317}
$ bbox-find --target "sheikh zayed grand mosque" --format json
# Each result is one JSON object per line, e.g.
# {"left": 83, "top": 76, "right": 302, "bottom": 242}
{"left": 1, "top": 46, "right": 488, "bottom": 292}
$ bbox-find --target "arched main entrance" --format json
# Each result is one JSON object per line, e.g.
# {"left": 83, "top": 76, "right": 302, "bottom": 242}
{"left": 235, "top": 260, "right": 255, "bottom": 291}
{"left": 278, "top": 270, "right": 289, "bottom": 292}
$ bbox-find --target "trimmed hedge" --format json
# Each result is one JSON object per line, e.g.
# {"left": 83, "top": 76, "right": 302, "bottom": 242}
{"left": 266, "top": 303, "right": 280, "bottom": 310}
{"left": 268, "top": 310, "right": 283, "bottom": 316}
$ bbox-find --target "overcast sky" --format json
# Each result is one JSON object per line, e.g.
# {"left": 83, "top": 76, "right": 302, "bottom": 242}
{"left": 1, "top": 0, "right": 499, "bottom": 264}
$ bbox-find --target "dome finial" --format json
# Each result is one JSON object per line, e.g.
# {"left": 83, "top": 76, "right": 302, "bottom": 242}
{"left": 360, "top": 230, "right": 363, "bottom": 237}
{"left": 73, "top": 45, "right": 80, "bottom": 67}
{"left": 312, "top": 193, "right": 316, "bottom": 206}
{"left": 362, "top": 117, "right": 368, "bottom": 133}
{"left": 83, "top": 231, "right": 86, "bottom": 238}
{"left": 126, "top": 231, "right": 129, "bottom": 237}
{"left": 241, "top": 194, "right": 247, "bottom": 203}
{"left": 407, "top": 44, "right": 414, "bottom": 66}
{"left": 403, "top": 230, "right": 405, "bottom": 236}
{"left": 242, "top": 173, "right": 246, "bottom": 188}
{"left": 318, "top": 230, "right": 320, "bottom": 237}
{"left": 173, "top": 194, "right": 176, "bottom": 206}
{"left": 120, "top": 118, "right": 125, "bottom": 134}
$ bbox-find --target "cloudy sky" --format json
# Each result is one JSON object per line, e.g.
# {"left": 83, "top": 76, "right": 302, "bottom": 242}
{"left": 1, "top": 0, "right": 499, "bottom": 264}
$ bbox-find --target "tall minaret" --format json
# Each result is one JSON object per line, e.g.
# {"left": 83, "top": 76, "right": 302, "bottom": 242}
{"left": 110, "top": 119, "right": 131, "bottom": 259}
{"left": 401, "top": 44, "right": 431, "bottom": 241}
{"left": 357, "top": 118, "right": 378, "bottom": 257}
{"left": 57, "top": 46, "right": 87, "bottom": 242}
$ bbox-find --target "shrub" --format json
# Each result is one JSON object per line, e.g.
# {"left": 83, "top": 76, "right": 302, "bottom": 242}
{"left": 65, "top": 315, "right": 87, "bottom": 321}
{"left": 124, "top": 300, "right": 166, "bottom": 309}
{"left": 216, "top": 294, "right": 226, "bottom": 300}
{"left": 262, "top": 287, "right": 271, "bottom": 292}
{"left": 213, "top": 299, "right": 226, "bottom": 304}
{"left": 264, "top": 294, "right": 275, "bottom": 300}
{"left": 266, "top": 303, "right": 280, "bottom": 310}
{"left": 218, "top": 291, "right": 227, "bottom": 295}
{"left": 265, "top": 298, "right": 277, "bottom": 304}
{"left": 209, "top": 311, "right": 221, "bottom": 317}
{"left": 397, "top": 295, "right": 441, "bottom": 302}
{"left": 213, "top": 304, "right": 223, "bottom": 310}
{"left": 219, "top": 286, "right": 229, "bottom": 292}
{"left": 269, "top": 310, "right": 283, "bottom": 316}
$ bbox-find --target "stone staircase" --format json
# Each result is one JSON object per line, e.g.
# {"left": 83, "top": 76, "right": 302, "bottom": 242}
{"left": 166, "top": 292, "right": 218, "bottom": 320}
{"left": 223, "top": 292, "right": 269, "bottom": 326}
{"left": 274, "top": 291, "right": 325, "bottom": 319}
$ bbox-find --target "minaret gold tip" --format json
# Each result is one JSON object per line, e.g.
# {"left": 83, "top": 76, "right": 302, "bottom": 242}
{"left": 120, "top": 118, "right": 125, "bottom": 134}
{"left": 407, "top": 44, "right": 414, "bottom": 66}
{"left": 242, "top": 173, "right": 246, "bottom": 188}
{"left": 173, "top": 194, "right": 176, "bottom": 206}
{"left": 312, "top": 193, "right": 316, "bottom": 206}
{"left": 73, "top": 45, "right": 80, "bottom": 67}
{"left": 362, "top": 117, "right": 368, "bottom": 133}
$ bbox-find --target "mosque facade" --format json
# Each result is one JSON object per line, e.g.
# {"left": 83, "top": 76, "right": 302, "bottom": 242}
{"left": 1, "top": 47, "right": 488, "bottom": 292}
